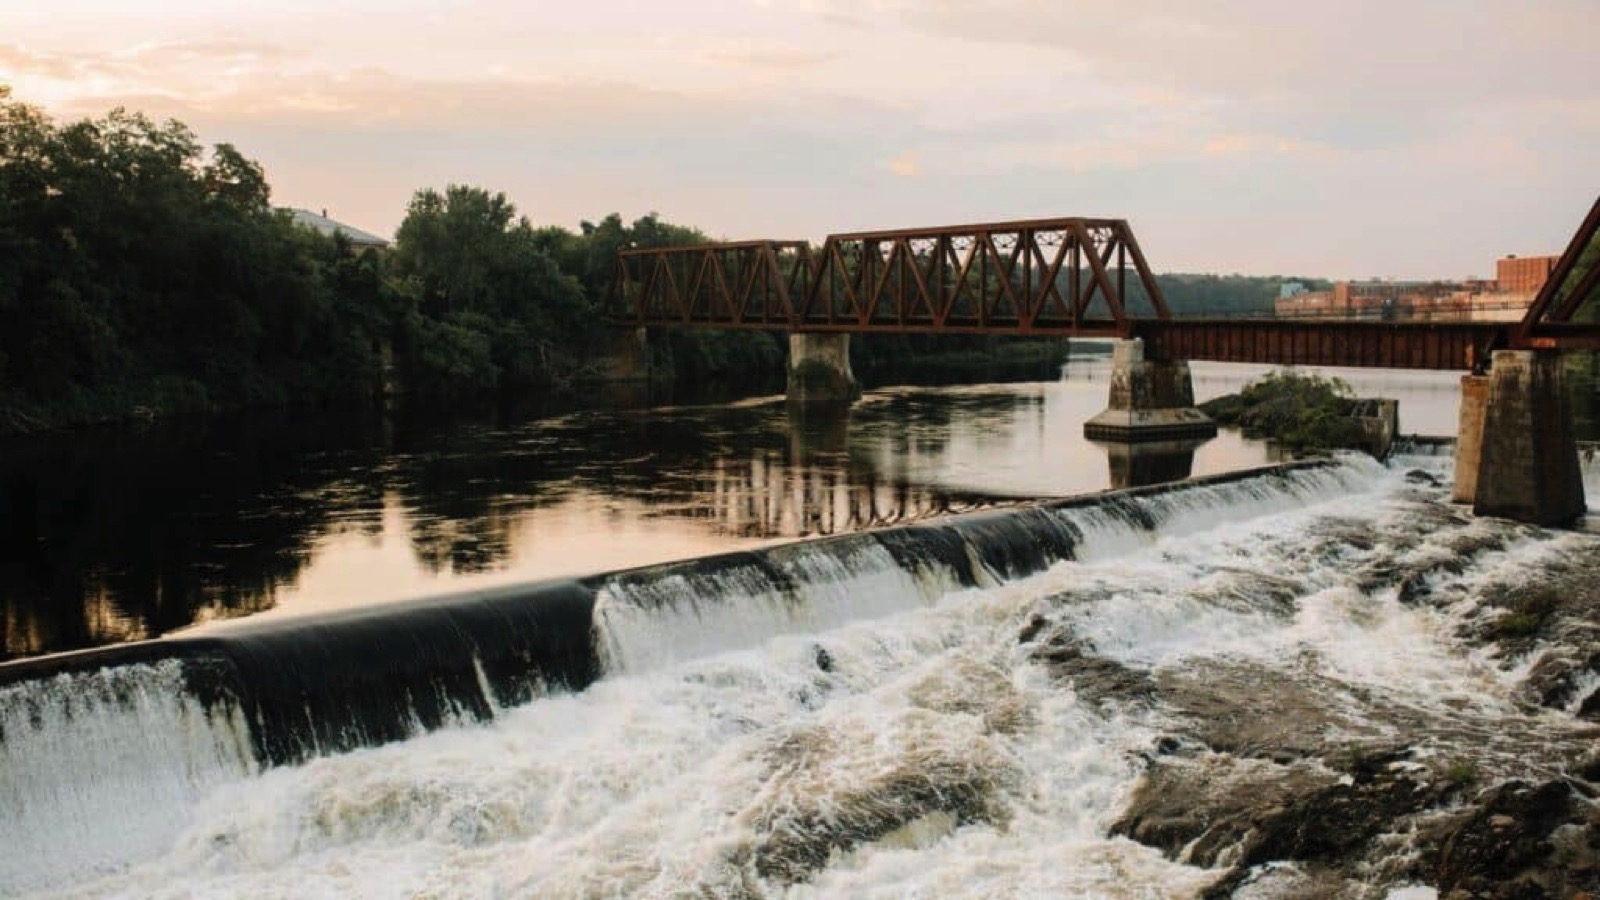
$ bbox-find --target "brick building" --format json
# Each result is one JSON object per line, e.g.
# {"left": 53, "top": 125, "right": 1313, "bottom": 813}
{"left": 1495, "top": 255, "right": 1560, "bottom": 294}
{"left": 1274, "top": 252, "right": 1559, "bottom": 323}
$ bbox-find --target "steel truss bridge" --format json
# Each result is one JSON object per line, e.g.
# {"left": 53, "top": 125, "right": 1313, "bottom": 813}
{"left": 609, "top": 197, "right": 1600, "bottom": 371}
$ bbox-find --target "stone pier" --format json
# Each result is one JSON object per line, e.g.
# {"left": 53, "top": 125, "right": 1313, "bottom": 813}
{"left": 1083, "top": 339, "right": 1217, "bottom": 443}
{"left": 788, "top": 333, "right": 860, "bottom": 410}
{"left": 1456, "top": 350, "right": 1585, "bottom": 526}
{"left": 1451, "top": 374, "right": 1490, "bottom": 505}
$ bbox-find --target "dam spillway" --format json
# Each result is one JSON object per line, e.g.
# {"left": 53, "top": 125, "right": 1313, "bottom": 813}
{"left": 2, "top": 455, "right": 1597, "bottom": 897}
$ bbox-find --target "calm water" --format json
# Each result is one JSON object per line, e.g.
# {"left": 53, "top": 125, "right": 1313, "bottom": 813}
{"left": 0, "top": 357, "right": 1510, "bottom": 661}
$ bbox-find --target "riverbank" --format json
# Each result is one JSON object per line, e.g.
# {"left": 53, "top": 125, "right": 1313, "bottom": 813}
{"left": 0, "top": 337, "right": 1081, "bottom": 439}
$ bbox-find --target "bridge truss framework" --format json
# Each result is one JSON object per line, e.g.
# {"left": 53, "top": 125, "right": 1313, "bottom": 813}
{"left": 609, "top": 198, "right": 1600, "bottom": 371}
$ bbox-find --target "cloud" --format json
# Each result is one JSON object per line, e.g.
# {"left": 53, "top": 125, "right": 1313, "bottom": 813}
{"left": 803, "top": 0, "right": 1600, "bottom": 149}
{"left": 699, "top": 46, "right": 838, "bottom": 72}
{"left": 4, "top": 0, "right": 1595, "bottom": 277}
{"left": 51, "top": 72, "right": 747, "bottom": 132}
{"left": 884, "top": 150, "right": 921, "bottom": 177}
{"left": 0, "top": 44, "right": 84, "bottom": 80}
{"left": 0, "top": 39, "right": 294, "bottom": 82}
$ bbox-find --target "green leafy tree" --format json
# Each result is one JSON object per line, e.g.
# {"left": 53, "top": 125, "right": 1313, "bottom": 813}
{"left": 0, "top": 90, "right": 391, "bottom": 432}
{"left": 390, "top": 184, "right": 595, "bottom": 395}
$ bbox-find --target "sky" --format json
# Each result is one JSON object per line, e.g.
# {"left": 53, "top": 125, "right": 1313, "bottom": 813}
{"left": 1, "top": 0, "right": 1596, "bottom": 279}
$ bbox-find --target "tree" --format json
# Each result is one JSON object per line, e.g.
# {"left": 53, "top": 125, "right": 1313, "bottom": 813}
{"left": 0, "top": 91, "right": 390, "bottom": 431}
{"left": 390, "top": 184, "right": 595, "bottom": 394}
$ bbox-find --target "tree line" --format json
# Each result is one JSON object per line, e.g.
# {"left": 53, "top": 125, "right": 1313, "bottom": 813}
{"left": 0, "top": 89, "right": 1320, "bottom": 435}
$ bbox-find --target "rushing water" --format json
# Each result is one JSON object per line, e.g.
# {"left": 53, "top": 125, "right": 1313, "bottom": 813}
{"left": 3, "top": 358, "right": 1597, "bottom": 897}
{"left": 1, "top": 453, "right": 1595, "bottom": 897}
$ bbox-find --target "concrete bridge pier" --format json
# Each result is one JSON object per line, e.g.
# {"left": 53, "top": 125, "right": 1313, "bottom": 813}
{"left": 1453, "top": 350, "right": 1585, "bottom": 526}
{"left": 788, "top": 333, "right": 860, "bottom": 410}
{"left": 1084, "top": 339, "right": 1217, "bottom": 442}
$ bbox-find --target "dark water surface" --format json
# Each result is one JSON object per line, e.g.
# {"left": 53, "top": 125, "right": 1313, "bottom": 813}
{"left": 0, "top": 358, "right": 1513, "bottom": 661}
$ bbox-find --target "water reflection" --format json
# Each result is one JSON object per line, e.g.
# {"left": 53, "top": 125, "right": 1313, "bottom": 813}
{"left": 3, "top": 360, "right": 1487, "bottom": 662}
{"left": 1101, "top": 439, "right": 1202, "bottom": 490}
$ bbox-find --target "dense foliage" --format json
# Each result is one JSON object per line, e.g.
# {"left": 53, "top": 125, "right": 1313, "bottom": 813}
{"left": 1200, "top": 370, "right": 1362, "bottom": 452}
{"left": 0, "top": 88, "right": 401, "bottom": 432}
{"left": 0, "top": 89, "right": 1342, "bottom": 434}
{"left": 0, "top": 89, "right": 763, "bottom": 429}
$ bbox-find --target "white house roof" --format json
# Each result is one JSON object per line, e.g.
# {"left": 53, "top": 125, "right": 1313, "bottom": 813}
{"left": 285, "top": 208, "right": 390, "bottom": 248}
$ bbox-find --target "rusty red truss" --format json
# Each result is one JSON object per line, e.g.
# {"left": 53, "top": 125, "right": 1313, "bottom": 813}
{"left": 610, "top": 218, "right": 1167, "bottom": 336}
{"left": 1515, "top": 194, "right": 1600, "bottom": 351}
{"left": 796, "top": 217, "right": 1166, "bottom": 333}
{"left": 607, "top": 198, "right": 1600, "bottom": 369}
{"left": 610, "top": 240, "right": 813, "bottom": 328}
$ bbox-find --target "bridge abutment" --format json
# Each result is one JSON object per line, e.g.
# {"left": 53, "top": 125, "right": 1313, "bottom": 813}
{"left": 1456, "top": 350, "right": 1585, "bottom": 526}
{"left": 1084, "top": 339, "right": 1217, "bottom": 443}
{"left": 788, "top": 333, "right": 860, "bottom": 410}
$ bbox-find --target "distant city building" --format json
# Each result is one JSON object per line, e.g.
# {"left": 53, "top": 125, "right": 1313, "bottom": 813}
{"left": 1273, "top": 252, "right": 1558, "bottom": 323}
{"left": 283, "top": 208, "right": 391, "bottom": 251}
{"left": 1495, "top": 254, "right": 1560, "bottom": 294}
{"left": 1278, "top": 282, "right": 1308, "bottom": 300}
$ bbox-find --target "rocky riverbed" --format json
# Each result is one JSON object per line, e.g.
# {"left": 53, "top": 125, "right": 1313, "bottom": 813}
{"left": 1024, "top": 469, "right": 1599, "bottom": 899}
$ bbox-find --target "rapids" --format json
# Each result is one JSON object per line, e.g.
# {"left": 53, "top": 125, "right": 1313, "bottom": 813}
{"left": 1, "top": 454, "right": 1596, "bottom": 898}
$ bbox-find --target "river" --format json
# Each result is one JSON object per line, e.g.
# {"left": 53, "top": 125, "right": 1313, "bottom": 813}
{"left": 1, "top": 356, "right": 1597, "bottom": 898}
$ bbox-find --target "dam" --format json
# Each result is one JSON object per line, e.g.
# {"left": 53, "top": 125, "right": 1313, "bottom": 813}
{"left": 2, "top": 364, "right": 1597, "bottom": 897}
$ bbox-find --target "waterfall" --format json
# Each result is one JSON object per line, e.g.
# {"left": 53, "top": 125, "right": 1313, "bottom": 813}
{"left": 0, "top": 457, "right": 1400, "bottom": 894}
{"left": 0, "top": 661, "right": 255, "bottom": 893}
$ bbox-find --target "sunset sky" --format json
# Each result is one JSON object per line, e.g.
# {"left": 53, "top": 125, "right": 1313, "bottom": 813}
{"left": 2, "top": 0, "right": 1596, "bottom": 279}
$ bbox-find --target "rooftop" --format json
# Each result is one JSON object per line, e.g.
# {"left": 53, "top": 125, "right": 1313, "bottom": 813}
{"left": 284, "top": 208, "right": 390, "bottom": 248}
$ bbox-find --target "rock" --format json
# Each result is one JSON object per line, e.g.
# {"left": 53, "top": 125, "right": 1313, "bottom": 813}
{"left": 1425, "top": 779, "right": 1597, "bottom": 899}
{"left": 1016, "top": 613, "right": 1048, "bottom": 645}
{"left": 813, "top": 645, "right": 833, "bottom": 673}
{"left": 1112, "top": 753, "right": 1449, "bottom": 898}
{"left": 1578, "top": 753, "right": 1600, "bottom": 784}
{"left": 1023, "top": 629, "right": 1155, "bottom": 707}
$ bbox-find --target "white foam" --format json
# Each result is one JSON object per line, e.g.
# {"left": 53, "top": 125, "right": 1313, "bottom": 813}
{"left": 594, "top": 537, "right": 962, "bottom": 676}
{"left": 18, "top": 455, "right": 1594, "bottom": 897}
{"left": 52, "top": 580, "right": 1207, "bottom": 898}
{"left": 0, "top": 661, "right": 256, "bottom": 894}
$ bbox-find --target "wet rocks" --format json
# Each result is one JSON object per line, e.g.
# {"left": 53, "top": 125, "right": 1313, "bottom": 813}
{"left": 1032, "top": 472, "right": 1600, "bottom": 898}
{"left": 741, "top": 730, "right": 1014, "bottom": 886}
{"left": 1018, "top": 617, "right": 1155, "bottom": 708}
{"left": 1153, "top": 662, "right": 1380, "bottom": 763}
{"left": 735, "top": 661, "right": 1025, "bottom": 888}
{"left": 1422, "top": 779, "right": 1600, "bottom": 899}
{"left": 1099, "top": 654, "right": 1600, "bottom": 898}
{"left": 1113, "top": 749, "right": 1453, "bottom": 899}
{"left": 1468, "top": 546, "right": 1600, "bottom": 720}
{"left": 747, "top": 759, "right": 1008, "bottom": 885}
{"left": 1406, "top": 469, "right": 1444, "bottom": 487}
{"left": 1115, "top": 741, "right": 1600, "bottom": 899}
